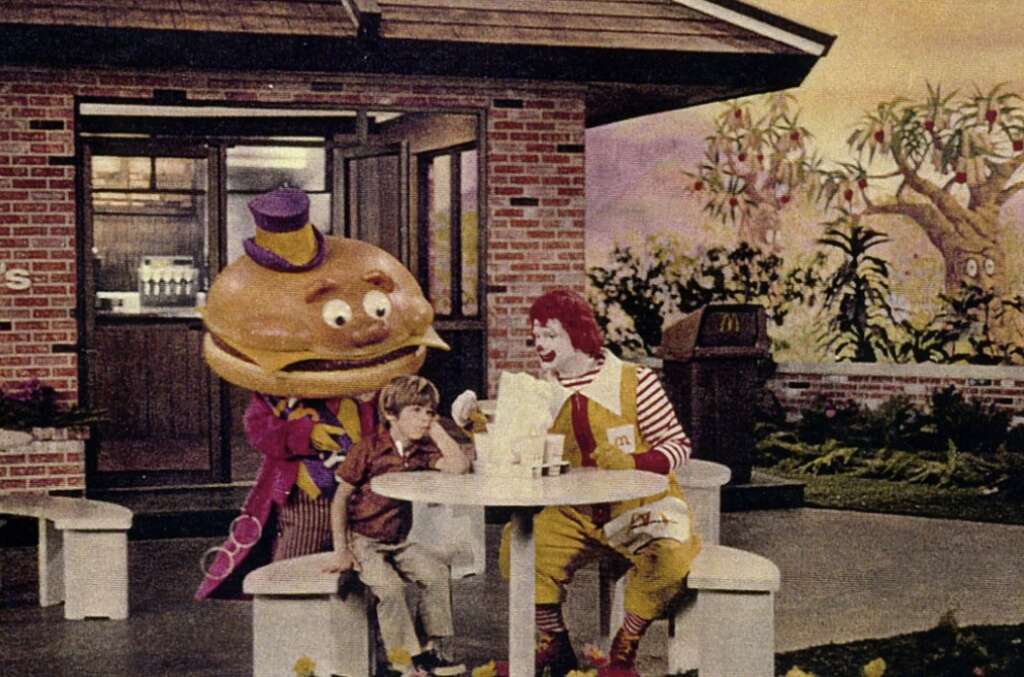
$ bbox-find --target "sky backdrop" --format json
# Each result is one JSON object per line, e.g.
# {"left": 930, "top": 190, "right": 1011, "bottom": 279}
{"left": 586, "top": 0, "right": 1024, "bottom": 261}
{"left": 584, "top": 0, "right": 1024, "bottom": 358}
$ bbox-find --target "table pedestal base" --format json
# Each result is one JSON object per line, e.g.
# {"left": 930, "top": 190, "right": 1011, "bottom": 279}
{"left": 508, "top": 510, "right": 535, "bottom": 677}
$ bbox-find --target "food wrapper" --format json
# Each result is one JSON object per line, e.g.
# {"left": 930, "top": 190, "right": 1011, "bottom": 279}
{"left": 474, "top": 371, "right": 568, "bottom": 476}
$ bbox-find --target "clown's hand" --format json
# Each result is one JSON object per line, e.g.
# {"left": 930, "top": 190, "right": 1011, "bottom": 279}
{"left": 451, "top": 390, "right": 480, "bottom": 428}
{"left": 593, "top": 442, "right": 636, "bottom": 470}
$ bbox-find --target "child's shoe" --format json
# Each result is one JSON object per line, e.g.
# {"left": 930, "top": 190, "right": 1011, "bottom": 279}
{"left": 413, "top": 649, "right": 466, "bottom": 676}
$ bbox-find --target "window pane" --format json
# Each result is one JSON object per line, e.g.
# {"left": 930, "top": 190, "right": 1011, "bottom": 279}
{"left": 92, "top": 199, "right": 209, "bottom": 314}
{"left": 156, "top": 157, "right": 205, "bottom": 190}
{"left": 428, "top": 155, "right": 452, "bottom": 316}
{"left": 460, "top": 149, "right": 479, "bottom": 316}
{"left": 91, "top": 156, "right": 150, "bottom": 190}
{"left": 226, "top": 145, "right": 326, "bottom": 191}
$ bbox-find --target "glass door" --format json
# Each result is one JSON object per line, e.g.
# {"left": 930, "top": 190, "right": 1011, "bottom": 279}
{"left": 82, "top": 140, "right": 223, "bottom": 487}
{"left": 337, "top": 142, "right": 409, "bottom": 262}
{"left": 415, "top": 144, "right": 487, "bottom": 409}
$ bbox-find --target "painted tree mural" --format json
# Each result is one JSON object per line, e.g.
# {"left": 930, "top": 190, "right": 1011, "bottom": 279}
{"left": 684, "top": 93, "right": 817, "bottom": 249}
{"left": 822, "top": 84, "right": 1024, "bottom": 299}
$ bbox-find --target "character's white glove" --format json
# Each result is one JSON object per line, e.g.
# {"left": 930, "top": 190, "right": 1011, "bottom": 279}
{"left": 451, "top": 389, "right": 479, "bottom": 428}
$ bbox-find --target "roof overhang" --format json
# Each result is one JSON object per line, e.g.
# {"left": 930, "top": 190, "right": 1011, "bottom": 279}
{"left": 0, "top": 0, "right": 834, "bottom": 127}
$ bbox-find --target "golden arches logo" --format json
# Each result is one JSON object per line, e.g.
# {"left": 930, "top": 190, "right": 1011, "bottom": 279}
{"left": 717, "top": 313, "right": 741, "bottom": 333}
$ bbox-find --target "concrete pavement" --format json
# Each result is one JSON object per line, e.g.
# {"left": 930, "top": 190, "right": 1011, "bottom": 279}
{"left": 1, "top": 508, "right": 1022, "bottom": 676}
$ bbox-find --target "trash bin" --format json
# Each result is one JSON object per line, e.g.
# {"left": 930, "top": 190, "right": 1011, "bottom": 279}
{"left": 657, "top": 304, "right": 770, "bottom": 484}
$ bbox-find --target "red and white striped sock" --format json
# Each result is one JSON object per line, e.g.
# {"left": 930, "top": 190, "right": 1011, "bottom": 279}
{"left": 622, "top": 611, "right": 651, "bottom": 637}
{"left": 536, "top": 604, "right": 567, "bottom": 634}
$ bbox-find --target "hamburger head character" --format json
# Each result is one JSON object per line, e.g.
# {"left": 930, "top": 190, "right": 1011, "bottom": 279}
{"left": 202, "top": 188, "right": 448, "bottom": 398}
{"left": 195, "top": 188, "right": 448, "bottom": 601}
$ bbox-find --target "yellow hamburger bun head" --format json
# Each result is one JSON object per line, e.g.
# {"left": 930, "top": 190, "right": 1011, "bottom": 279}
{"left": 202, "top": 189, "right": 447, "bottom": 398}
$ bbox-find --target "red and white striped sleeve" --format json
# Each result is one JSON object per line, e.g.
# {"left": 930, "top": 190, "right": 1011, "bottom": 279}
{"left": 633, "top": 366, "right": 691, "bottom": 472}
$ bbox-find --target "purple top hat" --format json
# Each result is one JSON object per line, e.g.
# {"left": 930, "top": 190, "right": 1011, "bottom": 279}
{"left": 243, "top": 188, "right": 326, "bottom": 272}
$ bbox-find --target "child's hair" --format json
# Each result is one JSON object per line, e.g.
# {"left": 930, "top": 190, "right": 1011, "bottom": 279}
{"left": 378, "top": 374, "right": 440, "bottom": 426}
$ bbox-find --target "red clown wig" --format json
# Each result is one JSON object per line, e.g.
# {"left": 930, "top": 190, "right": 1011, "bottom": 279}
{"left": 528, "top": 289, "right": 604, "bottom": 359}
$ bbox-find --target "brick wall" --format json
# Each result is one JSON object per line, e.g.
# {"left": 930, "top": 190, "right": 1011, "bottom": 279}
{"left": 768, "top": 362, "right": 1024, "bottom": 418}
{"left": 0, "top": 427, "right": 87, "bottom": 494}
{"left": 0, "top": 66, "right": 588, "bottom": 406}
{"left": 485, "top": 95, "right": 588, "bottom": 393}
{"left": 0, "top": 79, "right": 77, "bottom": 400}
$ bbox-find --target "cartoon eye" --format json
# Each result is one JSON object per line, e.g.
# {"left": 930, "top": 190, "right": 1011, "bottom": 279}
{"left": 984, "top": 258, "right": 996, "bottom": 276}
{"left": 322, "top": 299, "right": 353, "bottom": 328}
{"left": 965, "top": 259, "right": 979, "bottom": 278}
{"left": 363, "top": 290, "right": 392, "bottom": 320}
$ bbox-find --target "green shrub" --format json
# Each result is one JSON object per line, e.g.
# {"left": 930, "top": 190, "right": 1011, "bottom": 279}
{"left": 797, "top": 440, "right": 861, "bottom": 475}
{"left": 796, "top": 395, "right": 866, "bottom": 445}
{"left": 931, "top": 385, "right": 1010, "bottom": 456}
{"left": 761, "top": 385, "right": 1023, "bottom": 494}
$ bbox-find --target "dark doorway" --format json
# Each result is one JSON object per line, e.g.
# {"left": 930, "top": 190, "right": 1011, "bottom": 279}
{"left": 79, "top": 105, "right": 486, "bottom": 488}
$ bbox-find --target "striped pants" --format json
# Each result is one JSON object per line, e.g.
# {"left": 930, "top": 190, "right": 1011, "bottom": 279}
{"left": 272, "top": 489, "right": 333, "bottom": 560}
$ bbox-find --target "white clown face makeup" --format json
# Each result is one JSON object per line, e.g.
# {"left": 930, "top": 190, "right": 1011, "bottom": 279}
{"left": 532, "top": 319, "right": 577, "bottom": 373}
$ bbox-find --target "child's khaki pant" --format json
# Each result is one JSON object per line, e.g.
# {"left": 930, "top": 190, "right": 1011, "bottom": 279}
{"left": 349, "top": 532, "right": 454, "bottom": 660}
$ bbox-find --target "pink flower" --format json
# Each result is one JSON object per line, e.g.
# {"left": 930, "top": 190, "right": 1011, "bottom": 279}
{"left": 973, "top": 668, "right": 986, "bottom": 676}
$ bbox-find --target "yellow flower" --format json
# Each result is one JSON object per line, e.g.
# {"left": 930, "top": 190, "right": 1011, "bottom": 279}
{"left": 862, "top": 657, "right": 887, "bottom": 677}
{"left": 581, "top": 642, "right": 609, "bottom": 668}
{"left": 566, "top": 671, "right": 597, "bottom": 677}
{"left": 293, "top": 656, "right": 317, "bottom": 677}
{"left": 471, "top": 660, "right": 497, "bottom": 677}
{"left": 785, "top": 668, "right": 816, "bottom": 677}
{"left": 387, "top": 648, "right": 414, "bottom": 668}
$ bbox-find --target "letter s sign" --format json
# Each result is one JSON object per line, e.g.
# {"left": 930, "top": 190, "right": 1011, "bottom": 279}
{"left": 1, "top": 263, "right": 32, "bottom": 291}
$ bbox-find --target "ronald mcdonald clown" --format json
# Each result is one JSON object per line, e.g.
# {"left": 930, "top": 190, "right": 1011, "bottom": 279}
{"left": 195, "top": 188, "right": 448, "bottom": 599}
{"left": 455, "top": 289, "right": 701, "bottom": 677}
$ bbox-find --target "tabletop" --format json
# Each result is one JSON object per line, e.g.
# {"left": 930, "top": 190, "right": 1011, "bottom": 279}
{"left": 676, "top": 458, "right": 731, "bottom": 488}
{"left": 371, "top": 467, "right": 667, "bottom": 507}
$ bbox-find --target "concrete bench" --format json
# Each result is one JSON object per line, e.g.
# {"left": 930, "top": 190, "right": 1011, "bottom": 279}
{"left": 0, "top": 493, "right": 133, "bottom": 620}
{"left": 599, "top": 459, "right": 731, "bottom": 672}
{"left": 243, "top": 529, "right": 472, "bottom": 677}
{"left": 244, "top": 552, "right": 378, "bottom": 677}
{"left": 687, "top": 545, "right": 781, "bottom": 677}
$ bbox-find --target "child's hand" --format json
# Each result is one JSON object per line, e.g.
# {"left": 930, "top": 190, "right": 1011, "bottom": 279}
{"left": 322, "top": 549, "right": 358, "bottom": 573}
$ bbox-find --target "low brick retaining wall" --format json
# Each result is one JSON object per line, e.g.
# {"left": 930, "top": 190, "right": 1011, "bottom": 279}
{"left": 0, "top": 427, "right": 87, "bottom": 494}
{"left": 767, "top": 362, "right": 1024, "bottom": 417}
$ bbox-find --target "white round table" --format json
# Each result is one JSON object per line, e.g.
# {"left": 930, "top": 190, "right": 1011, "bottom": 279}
{"left": 372, "top": 467, "right": 667, "bottom": 677}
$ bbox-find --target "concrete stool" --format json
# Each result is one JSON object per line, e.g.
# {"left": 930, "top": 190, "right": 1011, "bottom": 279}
{"left": 0, "top": 494, "right": 133, "bottom": 620}
{"left": 688, "top": 545, "right": 781, "bottom": 677}
{"left": 243, "top": 552, "right": 376, "bottom": 677}
{"left": 599, "top": 459, "right": 731, "bottom": 673}
{"left": 410, "top": 501, "right": 485, "bottom": 579}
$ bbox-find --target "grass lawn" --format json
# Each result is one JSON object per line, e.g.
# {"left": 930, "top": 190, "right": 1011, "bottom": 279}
{"left": 674, "top": 621, "right": 1024, "bottom": 676}
{"left": 765, "top": 468, "right": 1024, "bottom": 525}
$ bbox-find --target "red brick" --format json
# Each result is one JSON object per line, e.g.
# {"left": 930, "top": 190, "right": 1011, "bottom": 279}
{"left": 29, "top": 477, "right": 67, "bottom": 488}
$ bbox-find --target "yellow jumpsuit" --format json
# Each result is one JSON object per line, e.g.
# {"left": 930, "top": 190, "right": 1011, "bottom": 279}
{"left": 498, "top": 361, "right": 701, "bottom": 620}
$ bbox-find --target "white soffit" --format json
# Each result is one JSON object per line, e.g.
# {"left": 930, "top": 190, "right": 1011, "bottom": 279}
{"left": 672, "top": 0, "right": 829, "bottom": 56}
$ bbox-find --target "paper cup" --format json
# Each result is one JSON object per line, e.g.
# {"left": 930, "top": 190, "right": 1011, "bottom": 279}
{"left": 544, "top": 434, "right": 564, "bottom": 465}
{"left": 514, "top": 434, "right": 546, "bottom": 466}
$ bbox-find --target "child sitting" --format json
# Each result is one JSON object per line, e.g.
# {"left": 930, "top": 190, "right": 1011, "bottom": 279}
{"left": 324, "top": 374, "right": 471, "bottom": 677}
